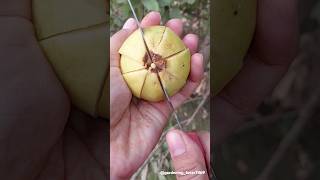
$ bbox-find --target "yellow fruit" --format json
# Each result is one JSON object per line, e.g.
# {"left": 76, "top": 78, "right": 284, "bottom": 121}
{"left": 213, "top": 0, "right": 256, "bottom": 94}
{"left": 119, "top": 26, "right": 190, "bottom": 102}
{"left": 32, "top": 0, "right": 109, "bottom": 118}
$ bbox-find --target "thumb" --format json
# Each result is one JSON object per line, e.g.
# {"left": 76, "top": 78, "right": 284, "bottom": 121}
{"left": 166, "top": 129, "right": 209, "bottom": 180}
{"left": 110, "top": 18, "right": 137, "bottom": 67}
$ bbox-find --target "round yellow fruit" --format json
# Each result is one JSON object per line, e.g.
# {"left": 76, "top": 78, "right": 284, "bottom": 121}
{"left": 212, "top": 0, "right": 256, "bottom": 94}
{"left": 32, "top": 0, "right": 109, "bottom": 118}
{"left": 119, "top": 26, "right": 191, "bottom": 102}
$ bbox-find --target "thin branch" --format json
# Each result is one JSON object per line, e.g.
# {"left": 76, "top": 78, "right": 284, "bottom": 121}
{"left": 159, "top": 151, "right": 170, "bottom": 170}
{"left": 255, "top": 86, "right": 320, "bottom": 180}
{"left": 186, "top": 90, "right": 210, "bottom": 125}
{"left": 236, "top": 112, "right": 284, "bottom": 133}
{"left": 183, "top": 96, "right": 203, "bottom": 105}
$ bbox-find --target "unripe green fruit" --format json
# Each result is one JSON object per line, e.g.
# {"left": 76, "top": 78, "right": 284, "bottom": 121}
{"left": 213, "top": 0, "right": 256, "bottom": 94}
{"left": 119, "top": 26, "right": 191, "bottom": 102}
{"left": 32, "top": 0, "right": 109, "bottom": 118}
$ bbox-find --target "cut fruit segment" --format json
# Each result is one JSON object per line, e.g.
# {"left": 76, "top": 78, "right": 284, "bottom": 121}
{"left": 33, "top": 0, "right": 109, "bottom": 118}
{"left": 33, "top": 0, "right": 107, "bottom": 39}
{"left": 40, "top": 25, "right": 107, "bottom": 117}
{"left": 154, "top": 27, "right": 186, "bottom": 58}
{"left": 119, "top": 30, "right": 147, "bottom": 61}
{"left": 212, "top": 0, "right": 256, "bottom": 94}
{"left": 166, "top": 49, "right": 191, "bottom": 81}
{"left": 144, "top": 26, "right": 166, "bottom": 50}
{"left": 141, "top": 72, "right": 164, "bottom": 102}
{"left": 120, "top": 55, "right": 145, "bottom": 74}
{"left": 159, "top": 70, "right": 186, "bottom": 96}
{"left": 119, "top": 26, "right": 190, "bottom": 102}
{"left": 123, "top": 69, "right": 148, "bottom": 98}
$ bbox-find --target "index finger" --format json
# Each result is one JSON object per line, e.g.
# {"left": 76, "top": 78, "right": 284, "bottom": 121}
{"left": 140, "top": 11, "right": 161, "bottom": 27}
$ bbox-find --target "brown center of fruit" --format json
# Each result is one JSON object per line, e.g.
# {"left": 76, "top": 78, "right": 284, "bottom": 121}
{"left": 143, "top": 51, "right": 166, "bottom": 73}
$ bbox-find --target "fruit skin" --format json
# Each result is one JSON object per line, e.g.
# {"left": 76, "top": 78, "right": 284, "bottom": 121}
{"left": 119, "top": 26, "right": 191, "bottom": 102}
{"left": 212, "top": 0, "right": 256, "bottom": 94}
{"left": 32, "top": 0, "right": 109, "bottom": 118}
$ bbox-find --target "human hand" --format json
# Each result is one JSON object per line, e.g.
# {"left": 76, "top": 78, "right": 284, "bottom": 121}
{"left": 110, "top": 11, "right": 204, "bottom": 179}
{"left": 166, "top": 130, "right": 210, "bottom": 180}
{"left": 0, "top": 1, "right": 107, "bottom": 179}
{"left": 213, "top": 0, "right": 299, "bottom": 143}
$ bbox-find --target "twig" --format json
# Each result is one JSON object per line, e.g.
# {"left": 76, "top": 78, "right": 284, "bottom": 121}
{"left": 236, "top": 112, "right": 284, "bottom": 133}
{"left": 255, "top": 86, "right": 320, "bottom": 180}
{"left": 140, "top": 164, "right": 148, "bottom": 180}
{"left": 186, "top": 89, "right": 210, "bottom": 125}
{"left": 183, "top": 96, "right": 203, "bottom": 105}
{"left": 159, "top": 151, "right": 170, "bottom": 169}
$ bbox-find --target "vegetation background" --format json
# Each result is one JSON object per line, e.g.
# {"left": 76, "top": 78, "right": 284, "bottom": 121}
{"left": 110, "top": 0, "right": 210, "bottom": 179}
{"left": 215, "top": 0, "right": 320, "bottom": 179}
{"left": 111, "top": 0, "right": 320, "bottom": 179}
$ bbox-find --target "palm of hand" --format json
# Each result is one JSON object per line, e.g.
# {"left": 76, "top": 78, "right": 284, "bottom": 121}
{"left": 110, "top": 66, "right": 170, "bottom": 178}
{"left": 0, "top": 9, "right": 107, "bottom": 180}
{"left": 110, "top": 12, "right": 203, "bottom": 179}
{"left": 214, "top": 0, "right": 298, "bottom": 143}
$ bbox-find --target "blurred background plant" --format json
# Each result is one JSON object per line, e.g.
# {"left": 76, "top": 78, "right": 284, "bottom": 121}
{"left": 215, "top": 0, "right": 320, "bottom": 180}
{"left": 110, "top": 0, "right": 209, "bottom": 42}
{"left": 110, "top": 0, "right": 210, "bottom": 180}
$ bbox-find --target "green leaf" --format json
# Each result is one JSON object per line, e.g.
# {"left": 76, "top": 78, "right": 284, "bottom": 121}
{"left": 117, "top": 0, "right": 127, "bottom": 4}
{"left": 142, "top": 0, "right": 160, "bottom": 11}
{"left": 159, "top": 0, "right": 172, "bottom": 7}
{"left": 120, "top": 4, "right": 130, "bottom": 18}
{"left": 186, "top": 0, "right": 196, "bottom": 4}
{"left": 169, "top": 8, "right": 182, "bottom": 18}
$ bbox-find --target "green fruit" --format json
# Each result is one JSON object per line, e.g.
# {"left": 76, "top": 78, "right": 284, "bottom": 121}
{"left": 119, "top": 26, "right": 190, "bottom": 102}
{"left": 213, "top": 0, "right": 256, "bottom": 94}
{"left": 32, "top": 0, "right": 109, "bottom": 118}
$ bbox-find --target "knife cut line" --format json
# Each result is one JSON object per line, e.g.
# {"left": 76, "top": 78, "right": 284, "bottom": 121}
{"left": 127, "top": 0, "right": 183, "bottom": 130}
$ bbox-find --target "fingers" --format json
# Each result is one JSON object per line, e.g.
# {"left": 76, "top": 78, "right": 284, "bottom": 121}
{"left": 183, "top": 34, "right": 199, "bottom": 55}
{"left": 171, "top": 53, "right": 204, "bottom": 107}
{"left": 141, "top": 11, "right": 161, "bottom": 27}
{"left": 170, "top": 34, "right": 200, "bottom": 107}
{"left": 215, "top": 0, "right": 299, "bottom": 143}
{"left": 141, "top": 12, "right": 184, "bottom": 39}
{"left": 166, "top": 19, "right": 183, "bottom": 37}
{"left": 166, "top": 20, "right": 199, "bottom": 55}
{"left": 0, "top": 1, "right": 31, "bottom": 19}
{"left": 142, "top": 13, "right": 184, "bottom": 38}
{"left": 253, "top": 0, "right": 299, "bottom": 65}
{"left": 110, "top": 11, "right": 161, "bottom": 67}
{"left": 186, "top": 132, "right": 211, "bottom": 177}
{"left": 192, "top": 132, "right": 210, "bottom": 168}
{"left": 122, "top": 17, "right": 137, "bottom": 30}
{"left": 110, "top": 18, "right": 137, "bottom": 67}
{"left": 166, "top": 130, "right": 209, "bottom": 180}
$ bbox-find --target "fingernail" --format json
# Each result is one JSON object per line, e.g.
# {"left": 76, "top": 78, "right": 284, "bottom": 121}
{"left": 146, "top": 11, "right": 161, "bottom": 21}
{"left": 167, "top": 131, "right": 186, "bottom": 157}
{"left": 148, "top": 11, "right": 160, "bottom": 17}
{"left": 123, "top": 18, "right": 136, "bottom": 29}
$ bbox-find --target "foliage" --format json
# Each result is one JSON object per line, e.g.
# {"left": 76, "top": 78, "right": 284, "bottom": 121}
{"left": 110, "top": 0, "right": 210, "bottom": 39}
